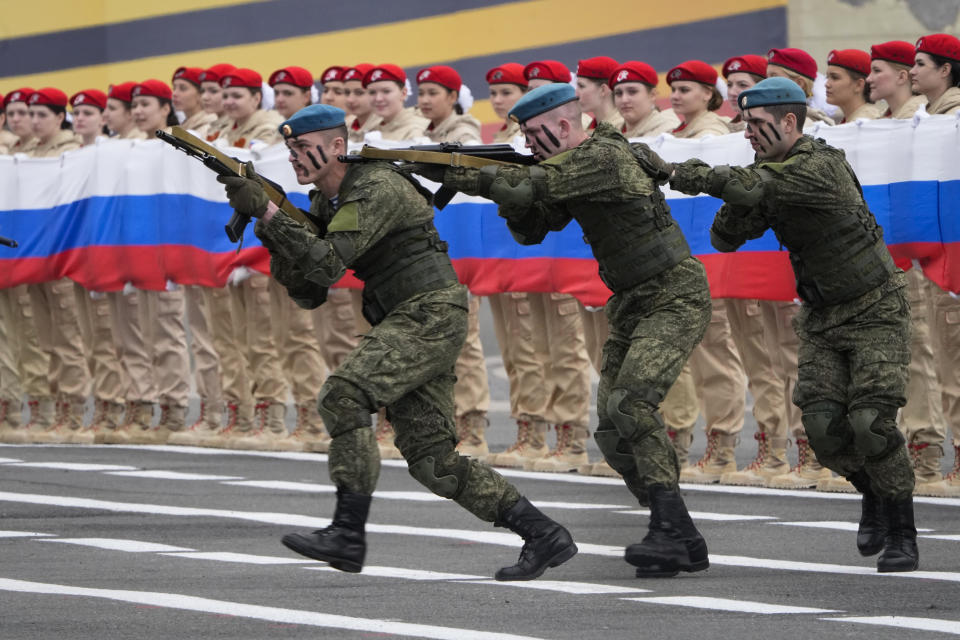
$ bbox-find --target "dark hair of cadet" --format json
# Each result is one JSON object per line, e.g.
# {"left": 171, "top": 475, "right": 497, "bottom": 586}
{"left": 441, "top": 86, "right": 464, "bottom": 115}
{"left": 159, "top": 98, "right": 179, "bottom": 127}
{"left": 38, "top": 104, "right": 73, "bottom": 130}
{"left": 764, "top": 103, "right": 807, "bottom": 130}
{"left": 839, "top": 67, "right": 874, "bottom": 103}
{"left": 707, "top": 86, "right": 724, "bottom": 111}
{"left": 927, "top": 52, "right": 960, "bottom": 88}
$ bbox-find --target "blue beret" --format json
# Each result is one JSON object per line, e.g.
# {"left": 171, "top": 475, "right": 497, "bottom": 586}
{"left": 738, "top": 77, "right": 807, "bottom": 111}
{"left": 279, "top": 104, "right": 346, "bottom": 138}
{"left": 508, "top": 83, "right": 578, "bottom": 124}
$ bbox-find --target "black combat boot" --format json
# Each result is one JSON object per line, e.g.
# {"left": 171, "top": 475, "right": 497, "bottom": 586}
{"left": 626, "top": 484, "right": 709, "bottom": 578}
{"left": 281, "top": 489, "right": 371, "bottom": 573}
{"left": 848, "top": 469, "right": 886, "bottom": 556}
{"left": 494, "top": 497, "right": 578, "bottom": 581}
{"left": 877, "top": 496, "right": 919, "bottom": 573}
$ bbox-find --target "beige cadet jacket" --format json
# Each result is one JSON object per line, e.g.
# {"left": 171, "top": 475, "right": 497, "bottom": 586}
{"left": 425, "top": 112, "right": 482, "bottom": 144}
{"left": 805, "top": 106, "right": 836, "bottom": 127}
{"left": 181, "top": 110, "right": 217, "bottom": 138}
{"left": 118, "top": 128, "right": 147, "bottom": 141}
{"left": 0, "top": 129, "right": 18, "bottom": 154}
{"left": 222, "top": 109, "right": 283, "bottom": 147}
{"left": 492, "top": 120, "right": 521, "bottom": 143}
{"left": 375, "top": 107, "right": 429, "bottom": 141}
{"left": 587, "top": 110, "right": 624, "bottom": 132}
{"left": 622, "top": 108, "right": 681, "bottom": 138}
{"left": 671, "top": 110, "right": 729, "bottom": 139}
{"left": 4, "top": 134, "right": 37, "bottom": 155}
{"left": 347, "top": 113, "right": 384, "bottom": 143}
{"left": 28, "top": 129, "right": 81, "bottom": 158}
{"left": 205, "top": 114, "right": 232, "bottom": 142}
{"left": 886, "top": 94, "right": 927, "bottom": 119}
{"left": 927, "top": 87, "right": 960, "bottom": 115}
{"left": 838, "top": 102, "right": 881, "bottom": 123}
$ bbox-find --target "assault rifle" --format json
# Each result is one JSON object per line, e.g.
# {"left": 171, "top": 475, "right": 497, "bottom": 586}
{"left": 338, "top": 143, "right": 538, "bottom": 209}
{"left": 156, "top": 127, "right": 318, "bottom": 245}
{"left": 0, "top": 234, "right": 17, "bottom": 248}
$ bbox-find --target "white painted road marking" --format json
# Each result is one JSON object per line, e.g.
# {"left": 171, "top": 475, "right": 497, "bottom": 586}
{"left": 37, "top": 538, "right": 193, "bottom": 553}
{"left": 0, "top": 577, "right": 549, "bottom": 640}
{"left": 105, "top": 470, "right": 244, "bottom": 481}
{"left": 823, "top": 616, "right": 960, "bottom": 634}
{"left": 160, "top": 551, "right": 315, "bottom": 565}
{"left": 0, "top": 530, "right": 52, "bottom": 538}
{"left": 625, "top": 596, "right": 840, "bottom": 614}
{"left": 0, "top": 457, "right": 23, "bottom": 463}
{"left": 6, "top": 462, "right": 137, "bottom": 472}
{"left": 774, "top": 521, "right": 936, "bottom": 534}
{"left": 616, "top": 509, "right": 778, "bottom": 522}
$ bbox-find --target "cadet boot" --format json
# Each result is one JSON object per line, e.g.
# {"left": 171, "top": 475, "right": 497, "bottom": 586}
{"left": 30, "top": 397, "right": 69, "bottom": 444}
{"left": 0, "top": 398, "right": 27, "bottom": 443}
{"left": 668, "top": 427, "right": 694, "bottom": 470}
{"left": 946, "top": 445, "right": 960, "bottom": 488}
{"left": 23, "top": 396, "right": 56, "bottom": 443}
{"left": 230, "top": 402, "right": 291, "bottom": 450}
{"left": 680, "top": 430, "right": 737, "bottom": 484}
{"left": 104, "top": 401, "right": 154, "bottom": 444}
{"left": 493, "top": 496, "right": 578, "bottom": 581}
{"left": 486, "top": 415, "right": 549, "bottom": 468}
{"left": 529, "top": 424, "right": 590, "bottom": 472}
{"left": 287, "top": 403, "right": 331, "bottom": 453}
{"left": 455, "top": 410, "right": 489, "bottom": 457}
{"left": 721, "top": 432, "right": 790, "bottom": 486}
{"left": 877, "top": 496, "right": 919, "bottom": 573}
{"left": 61, "top": 395, "right": 94, "bottom": 444}
{"left": 281, "top": 488, "right": 371, "bottom": 573}
{"left": 626, "top": 483, "right": 709, "bottom": 578}
{"left": 168, "top": 401, "right": 223, "bottom": 447}
{"left": 767, "top": 438, "right": 833, "bottom": 489}
{"left": 200, "top": 401, "right": 247, "bottom": 448}
{"left": 848, "top": 469, "right": 886, "bottom": 556}
{"left": 145, "top": 403, "right": 186, "bottom": 445}
{"left": 909, "top": 442, "right": 960, "bottom": 497}
{"left": 91, "top": 400, "right": 125, "bottom": 444}
{"left": 375, "top": 409, "right": 402, "bottom": 459}
{"left": 577, "top": 460, "right": 623, "bottom": 477}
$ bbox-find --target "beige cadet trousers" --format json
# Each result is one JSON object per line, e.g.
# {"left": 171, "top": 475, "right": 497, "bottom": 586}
{"left": 489, "top": 292, "right": 548, "bottom": 419}
{"left": 28, "top": 279, "right": 90, "bottom": 398}
{"left": 900, "top": 269, "right": 946, "bottom": 446}
{"left": 111, "top": 289, "right": 155, "bottom": 403}
{"left": 454, "top": 295, "right": 491, "bottom": 417}
{"left": 7, "top": 285, "right": 48, "bottom": 398}
{"left": 209, "top": 285, "right": 252, "bottom": 412}
{"left": 579, "top": 305, "right": 608, "bottom": 373}
{"left": 145, "top": 289, "right": 190, "bottom": 407}
{"left": 689, "top": 298, "right": 746, "bottom": 436}
{"left": 185, "top": 286, "right": 223, "bottom": 409}
{"left": 930, "top": 285, "right": 960, "bottom": 444}
{"left": 528, "top": 293, "right": 591, "bottom": 428}
{"left": 661, "top": 363, "right": 700, "bottom": 430}
{"left": 0, "top": 287, "right": 23, "bottom": 403}
{"left": 76, "top": 291, "right": 126, "bottom": 404}
{"left": 268, "top": 278, "right": 324, "bottom": 405}
{"left": 313, "top": 287, "right": 361, "bottom": 373}
{"left": 726, "top": 298, "right": 788, "bottom": 440}
{"left": 229, "top": 273, "right": 287, "bottom": 403}
{"left": 759, "top": 299, "right": 803, "bottom": 438}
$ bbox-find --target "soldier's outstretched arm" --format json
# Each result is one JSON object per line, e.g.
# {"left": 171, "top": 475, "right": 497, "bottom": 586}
{"left": 670, "top": 160, "right": 771, "bottom": 207}
{"left": 256, "top": 210, "right": 348, "bottom": 290}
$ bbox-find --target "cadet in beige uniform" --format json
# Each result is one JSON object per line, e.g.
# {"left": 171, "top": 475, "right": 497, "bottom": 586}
{"left": 576, "top": 56, "right": 624, "bottom": 132}
{"left": 0, "top": 91, "right": 22, "bottom": 442}
{"left": 199, "top": 64, "right": 236, "bottom": 143}
{"left": 765, "top": 48, "right": 836, "bottom": 129}
{"left": 415, "top": 65, "right": 493, "bottom": 457}
{"left": 612, "top": 61, "right": 680, "bottom": 139}
{"left": 825, "top": 49, "right": 882, "bottom": 123}
{"left": 319, "top": 66, "right": 347, "bottom": 111}
{"left": 343, "top": 64, "right": 382, "bottom": 143}
{"left": 23, "top": 88, "right": 88, "bottom": 444}
{"left": 911, "top": 33, "right": 960, "bottom": 491}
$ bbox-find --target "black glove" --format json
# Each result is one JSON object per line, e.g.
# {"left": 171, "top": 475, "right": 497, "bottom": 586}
{"left": 217, "top": 161, "right": 270, "bottom": 218}
{"left": 397, "top": 162, "right": 448, "bottom": 184}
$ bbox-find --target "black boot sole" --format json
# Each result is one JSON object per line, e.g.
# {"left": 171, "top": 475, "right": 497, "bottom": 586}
{"left": 494, "top": 542, "right": 579, "bottom": 582}
{"left": 627, "top": 541, "right": 710, "bottom": 578}
{"left": 877, "top": 557, "right": 919, "bottom": 573}
{"left": 281, "top": 534, "right": 363, "bottom": 573}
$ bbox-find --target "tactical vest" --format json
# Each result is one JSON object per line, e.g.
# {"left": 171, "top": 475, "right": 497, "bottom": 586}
{"left": 574, "top": 192, "right": 691, "bottom": 292}
{"left": 350, "top": 222, "right": 459, "bottom": 326}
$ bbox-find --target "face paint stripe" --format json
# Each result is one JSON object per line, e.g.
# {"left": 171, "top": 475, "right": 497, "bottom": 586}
{"left": 315, "top": 145, "right": 328, "bottom": 164}
{"left": 758, "top": 126, "right": 773, "bottom": 147}
{"left": 541, "top": 124, "right": 559, "bottom": 149}
{"left": 768, "top": 122, "right": 782, "bottom": 141}
{"left": 305, "top": 149, "right": 322, "bottom": 170}
{"left": 533, "top": 134, "right": 547, "bottom": 150}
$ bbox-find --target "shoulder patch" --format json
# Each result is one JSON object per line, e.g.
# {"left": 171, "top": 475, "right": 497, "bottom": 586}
{"left": 327, "top": 201, "right": 360, "bottom": 233}
{"left": 758, "top": 154, "right": 802, "bottom": 174}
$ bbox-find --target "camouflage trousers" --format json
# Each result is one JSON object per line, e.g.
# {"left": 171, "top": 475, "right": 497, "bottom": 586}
{"left": 325, "top": 283, "right": 520, "bottom": 521}
{"left": 597, "top": 257, "right": 712, "bottom": 501}
{"left": 793, "top": 281, "right": 915, "bottom": 500}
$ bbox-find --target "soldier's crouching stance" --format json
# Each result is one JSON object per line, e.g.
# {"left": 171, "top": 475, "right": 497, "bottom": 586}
{"left": 671, "top": 77, "right": 918, "bottom": 572}
{"left": 218, "top": 104, "right": 577, "bottom": 580}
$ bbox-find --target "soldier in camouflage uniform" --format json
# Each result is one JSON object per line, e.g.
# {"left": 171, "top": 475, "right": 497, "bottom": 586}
{"left": 670, "top": 77, "right": 918, "bottom": 573}
{"left": 217, "top": 104, "right": 577, "bottom": 581}
{"left": 409, "top": 83, "right": 712, "bottom": 578}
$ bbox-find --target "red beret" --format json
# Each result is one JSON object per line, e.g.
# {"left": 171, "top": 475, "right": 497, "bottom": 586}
{"left": 220, "top": 68, "right": 262, "bottom": 90}
{"left": 826, "top": 49, "right": 871, "bottom": 76}
{"left": 723, "top": 55, "right": 767, "bottom": 79}
{"left": 132, "top": 79, "right": 173, "bottom": 101}
{"left": 269, "top": 66, "right": 314, "bottom": 88}
{"left": 70, "top": 89, "right": 108, "bottom": 110}
{"left": 172, "top": 66, "right": 205, "bottom": 86}
{"left": 4, "top": 88, "right": 34, "bottom": 108}
{"left": 320, "top": 66, "right": 344, "bottom": 84}
{"left": 28, "top": 87, "right": 68, "bottom": 108}
{"left": 667, "top": 60, "right": 718, "bottom": 86}
{"left": 767, "top": 48, "right": 817, "bottom": 80}
{"left": 486, "top": 63, "right": 527, "bottom": 86}
{"left": 916, "top": 33, "right": 960, "bottom": 63}
{"left": 342, "top": 63, "right": 373, "bottom": 83}
{"left": 363, "top": 64, "right": 406, "bottom": 88}
{"left": 524, "top": 60, "right": 572, "bottom": 83}
{"left": 609, "top": 61, "right": 658, "bottom": 88}
{"left": 199, "top": 64, "right": 236, "bottom": 84}
{"left": 416, "top": 65, "right": 461, "bottom": 92}
{"left": 870, "top": 41, "right": 916, "bottom": 67}
{"left": 107, "top": 82, "right": 137, "bottom": 103}
{"left": 577, "top": 56, "right": 619, "bottom": 80}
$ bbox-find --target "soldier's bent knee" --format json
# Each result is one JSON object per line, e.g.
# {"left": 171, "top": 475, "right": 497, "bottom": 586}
{"left": 317, "top": 378, "right": 373, "bottom": 438}
{"left": 407, "top": 442, "right": 471, "bottom": 500}
{"left": 594, "top": 424, "right": 636, "bottom": 476}
{"left": 801, "top": 400, "right": 848, "bottom": 455}
{"left": 606, "top": 387, "right": 665, "bottom": 443}
{"left": 849, "top": 405, "right": 903, "bottom": 459}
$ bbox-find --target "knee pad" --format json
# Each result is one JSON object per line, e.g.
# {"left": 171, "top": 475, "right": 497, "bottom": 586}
{"left": 317, "top": 377, "right": 373, "bottom": 438}
{"left": 594, "top": 424, "right": 636, "bottom": 476}
{"left": 407, "top": 442, "right": 471, "bottom": 500}
{"left": 606, "top": 387, "right": 664, "bottom": 443}
{"left": 849, "top": 406, "right": 903, "bottom": 459}
{"left": 801, "top": 401, "right": 847, "bottom": 456}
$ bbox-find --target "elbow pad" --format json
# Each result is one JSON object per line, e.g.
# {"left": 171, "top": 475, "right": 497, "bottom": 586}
{"left": 477, "top": 165, "right": 547, "bottom": 208}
